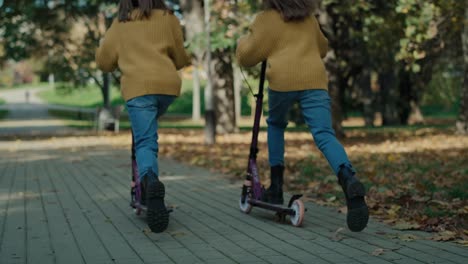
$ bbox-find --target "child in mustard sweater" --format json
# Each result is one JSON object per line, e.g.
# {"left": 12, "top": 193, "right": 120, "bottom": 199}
{"left": 96, "top": 0, "right": 191, "bottom": 233}
{"left": 236, "top": 0, "right": 369, "bottom": 232}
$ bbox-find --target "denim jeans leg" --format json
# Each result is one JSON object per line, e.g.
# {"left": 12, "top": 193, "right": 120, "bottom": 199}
{"left": 156, "top": 95, "right": 176, "bottom": 119}
{"left": 299, "top": 90, "right": 352, "bottom": 175}
{"left": 267, "top": 89, "right": 297, "bottom": 167}
{"left": 126, "top": 95, "right": 175, "bottom": 181}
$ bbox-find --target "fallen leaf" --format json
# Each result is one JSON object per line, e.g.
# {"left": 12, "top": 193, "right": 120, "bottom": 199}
{"left": 170, "top": 231, "right": 186, "bottom": 237}
{"left": 397, "top": 234, "right": 419, "bottom": 242}
{"left": 393, "top": 221, "right": 420, "bottom": 230}
{"left": 337, "top": 206, "right": 347, "bottom": 214}
{"left": 431, "top": 231, "right": 457, "bottom": 241}
{"left": 426, "top": 218, "right": 439, "bottom": 226}
{"left": 455, "top": 240, "right": 468, "bottom": 247}
{"left": 371, "top": 248, "right": 385, "bottom": 256}
{"left": 331, "top": 227, "right": 344, "bottom": 242}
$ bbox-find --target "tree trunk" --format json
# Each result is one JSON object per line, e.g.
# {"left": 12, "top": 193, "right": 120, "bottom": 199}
{"left": 102, "top": 72, "right": 110, "bottom": 109}
{"left": 379, "top": 71, "right": 400, "bottom": 126}
{"left": 192, "top": 66, "right": 201, "bottom": 121}
{"left": 359, "top": 69, "right": 375, "bottom": 127}
{"left": 317, "top": 6, "right": 345, "bottom": 138}
{"left": 456, "top": 1, "right": 468, "bottom": 134}
{"left": 398, "top": 68, "right": 412, "bottom": 125}
{"left": 233, "top": 62, "right": 242, "bottom": 122}
{"left": 212, "top": 51, "right": 237, "bottom": 134}
{"left": 179, "top": 0, "right": 203, "bottom": 122}
{"left": 326, "top": 52, "right": 345, "bottom": 138}
{"left": 203, "top": 0, "right": 215, "bottom": 144}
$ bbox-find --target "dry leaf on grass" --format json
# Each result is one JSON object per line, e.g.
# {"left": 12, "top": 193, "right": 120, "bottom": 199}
{"left": 393, "top": 221, "right": 421, "bottom": 230}
{"left": 430, "top": 231, "right": 457, "bottom": 241}
{"left": 455, "top": 240, "right": 468, "bottom": 247}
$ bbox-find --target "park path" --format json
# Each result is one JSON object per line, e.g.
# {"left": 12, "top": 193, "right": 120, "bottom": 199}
{"left": 0, "top": 137, "right": 466, "bottom": 264}
{"left": 0, "top": 86, "right": 78, "bottom": 137}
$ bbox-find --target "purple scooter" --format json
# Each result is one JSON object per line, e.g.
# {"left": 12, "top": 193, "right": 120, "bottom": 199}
{"left": 130, "top": 136, "right": 144, "bottom": 215}
{"left": 239, "top": 61, "right": 305, "bottom": 227}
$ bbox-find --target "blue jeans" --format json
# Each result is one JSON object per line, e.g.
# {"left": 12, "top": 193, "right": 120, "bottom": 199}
{"left": 267, "top": 89, "right": 352, "bottom": 175}
{"left": 126, "top": 94, "right": 175, "bottom": 181}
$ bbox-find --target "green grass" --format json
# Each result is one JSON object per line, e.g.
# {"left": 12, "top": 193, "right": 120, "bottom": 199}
{"left": 38, "top": 81, "right": 457, "bottom": 131}
{"left": 38, "top": 80, "right": 255, "bottom": 116}
{"left": 421, "top": 105, "right": 458, "bottom": 118}
{"left": 64, "top": 119, "right": 207, "bottom": 130}
{"left": 39, "top": 85, "right": 124, "bottom": 108}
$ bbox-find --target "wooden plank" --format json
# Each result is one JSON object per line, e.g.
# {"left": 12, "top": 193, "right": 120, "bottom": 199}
{"left": 44, "top": 155, "right": 111, "bottom": 263}
{"left": 0, "top": 160, "right": 26, "bottom": 264}
{"left": 25, "top": 157, "right": 55, "bottom": 264}
{"left": 39, "top": 158, "right": 84, "bottom": 264}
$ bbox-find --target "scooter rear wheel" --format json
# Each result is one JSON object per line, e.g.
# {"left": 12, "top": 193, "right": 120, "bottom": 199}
{"left": 290, "top": 199, "right": 305, "bottom": 227}
{"left": 239, "top": 196, "right": 253, "bottom": 214}
{"left": 135, "top": 207, "right": 142, "bottom": 216}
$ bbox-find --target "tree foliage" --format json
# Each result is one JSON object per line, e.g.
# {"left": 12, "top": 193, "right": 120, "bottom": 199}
{"left": 0, "top": 0, "right": 464, "bottom": 130}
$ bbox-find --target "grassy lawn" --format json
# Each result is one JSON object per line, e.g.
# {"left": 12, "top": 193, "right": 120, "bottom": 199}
{"left": 38, "top": 80, "right": 254, "bottom": 116}
{"left": 39, "top": 85, "right": 124, "bottom": 108}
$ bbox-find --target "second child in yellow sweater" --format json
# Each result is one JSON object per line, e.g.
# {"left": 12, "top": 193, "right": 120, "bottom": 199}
{"left": 236, "top": 0, "right": 369, "bottom": 232}
{"left": 96, "top": 0, "right": 191, "bottom": 233}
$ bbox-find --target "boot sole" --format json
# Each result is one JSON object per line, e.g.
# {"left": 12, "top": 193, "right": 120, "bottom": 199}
{"left": 347, "top": 204, "right": 369, "bottom": 232}
{"left": 346, "top": 181, "right": 369, "bottom": 232}
{"left": 147, "top": 181, "right": 169, "bottom": 233}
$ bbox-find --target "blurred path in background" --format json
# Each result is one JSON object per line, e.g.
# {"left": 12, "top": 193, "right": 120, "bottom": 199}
{"left": 0, "top": 86, "right": 78, "bottom": 138}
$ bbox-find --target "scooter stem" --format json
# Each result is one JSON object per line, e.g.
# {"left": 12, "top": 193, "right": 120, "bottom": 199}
{"left": 249, "top": 61, "right": 267, "bottom": 161}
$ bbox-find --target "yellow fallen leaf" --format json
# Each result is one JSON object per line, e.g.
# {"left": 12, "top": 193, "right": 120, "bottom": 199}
{"left": 431, "top": 231, "right": 457, "bottom": 241}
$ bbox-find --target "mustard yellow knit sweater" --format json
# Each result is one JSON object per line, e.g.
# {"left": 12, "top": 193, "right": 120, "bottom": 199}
{"left": 236, "top": 10, "right": 329, "bottom": 92}
{"left": 96, "top": 10, "right": 191, "bottom": 101}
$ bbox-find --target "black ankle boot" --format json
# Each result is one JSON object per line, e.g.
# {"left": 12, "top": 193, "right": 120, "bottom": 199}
{"left": 261, "top": 165, "right": 284, "bottom": 204}
{"left": 338, "top": 165, "right": 369, "bottom": 232}
{"left": 143, "top": 171, "right": 169, "bottom": 233}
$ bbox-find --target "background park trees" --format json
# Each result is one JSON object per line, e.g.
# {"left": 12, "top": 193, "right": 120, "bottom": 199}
{"left": 0, "top": 0, "right": 466, "bottom": 135}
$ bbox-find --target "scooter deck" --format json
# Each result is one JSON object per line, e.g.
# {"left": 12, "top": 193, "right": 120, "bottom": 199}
{"left": 248, "top": 194, "right": 304, "bottom": 215}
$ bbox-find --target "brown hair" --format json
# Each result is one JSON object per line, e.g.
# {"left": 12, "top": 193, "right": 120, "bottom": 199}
{"left": 119, "top": 0, "right": 168, "bottom": 22}
{"left": 263, "top": 0, "right": 315, "bottom": 22}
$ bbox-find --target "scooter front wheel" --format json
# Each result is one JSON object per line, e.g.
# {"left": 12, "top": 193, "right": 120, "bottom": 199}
{"left": 290, "top": 199, "right": 305, "bottom": 227}
{"left": 239, "top": 196, "right": 253, "bottom": 214}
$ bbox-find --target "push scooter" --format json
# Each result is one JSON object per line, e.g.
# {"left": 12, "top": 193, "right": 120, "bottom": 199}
{"left": 239, "top": 61, "right": 305, "bottom": 227}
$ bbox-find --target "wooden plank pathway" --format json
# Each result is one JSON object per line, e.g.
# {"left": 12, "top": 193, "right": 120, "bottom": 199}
{"left": 0, "top": 140, "right": 466, "bottom": 264}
